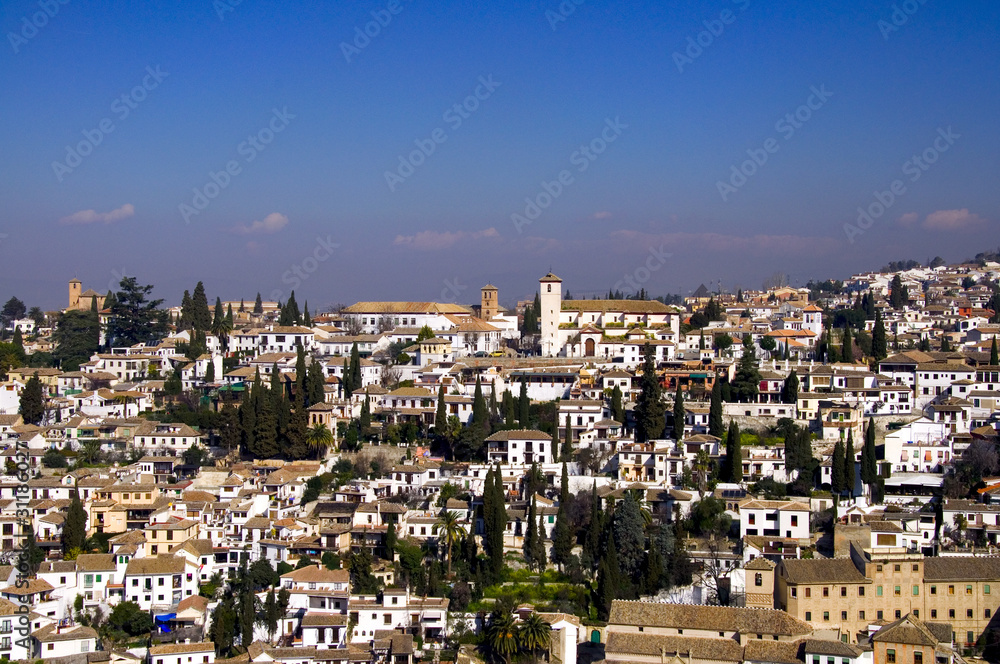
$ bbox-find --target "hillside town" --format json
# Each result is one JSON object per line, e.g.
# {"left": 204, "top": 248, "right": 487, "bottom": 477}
{"left": 2, "top": 255, "right": 1000, "bottom": 664}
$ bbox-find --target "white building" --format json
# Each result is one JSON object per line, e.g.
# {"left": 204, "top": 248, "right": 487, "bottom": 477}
{"left": 485, "top": 429, "right": 554, "bottom": 466}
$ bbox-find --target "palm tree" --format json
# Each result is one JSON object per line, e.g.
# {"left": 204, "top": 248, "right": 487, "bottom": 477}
{"left": 79, "top": 439, "right": 103, "bottom": 465}
{"left": 212, "top": 313, "right": 233, "bottom": 355}
{"left": 306, "top": 423, "right": 334, "bottom": 459}
{"left": 486, "top": 611, "right": 518, "bottom": 664}
{"left": 518, "top": 612, "right": 551, "bottom": 664}
{"left": 436, "top": 509, "right": 467, "bottom": 575}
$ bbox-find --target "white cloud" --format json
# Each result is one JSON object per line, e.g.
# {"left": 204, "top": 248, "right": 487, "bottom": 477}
{"left": 234, "top": 212, "right": 289, "bottom": 235}
{"left": 59, "top": 203, "right": 135, "bottom": 225}
{"left": 592, "top": 211, "right": 613, "bottom": 220}
{"left": 897, "top": 212, "right": 919, "bottom": 227}
{"left": 922, "top": 208, "right": 985, "bottom": 231}
{"left": 393, "top": 227, "right": 500, "bottom": 250}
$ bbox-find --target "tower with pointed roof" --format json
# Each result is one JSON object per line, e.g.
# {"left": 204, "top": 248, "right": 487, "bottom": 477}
{"left": 540, "top": 273, "right": 562, "bottom": 357}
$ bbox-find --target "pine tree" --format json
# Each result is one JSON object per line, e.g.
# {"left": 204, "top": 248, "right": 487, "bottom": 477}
{"left": 518, "top": 379, "right": 530, "bottom": 426}
{"left": 19, "top": 372, "right": 44, "bottom": 425}
{"left": 709, "top": 380, "right": 724, "bottom": 438}
{"left": 634, "top": 343, "right": 664, "bottom": 443}
{"left": 672, "top": 383, "right": 685, "bottom": 441}
{"left": 844, "top": 429, "right": 856, "bottom": 499}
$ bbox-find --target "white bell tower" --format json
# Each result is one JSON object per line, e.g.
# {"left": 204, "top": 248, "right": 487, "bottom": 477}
{"left": 539, "top": 273, "right": 562, "bottom": 357}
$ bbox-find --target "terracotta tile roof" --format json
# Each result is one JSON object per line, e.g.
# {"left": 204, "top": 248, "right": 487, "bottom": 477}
{"left": 605, "top": 632, "right": 743, "bottom": 662}
{"left": 780, "top": 558, "right": 868, "bottom": 585}
{"left": 608, "top": 600, "right": 812, "bottom": 636}
{"left": 923, "top": 556, "right": 1000, "bottom": 581}
{"left": 484, "top": 428, "right": 552, "bottom": 441}
{"left": 148, "top": 642, "right": 215, "bottom": 655}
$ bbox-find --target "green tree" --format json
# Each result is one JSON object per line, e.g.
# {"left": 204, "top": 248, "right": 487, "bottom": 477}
{"left": 611, "top": 384, "right": 625, "bottom": 424}
{"left": 105, "top": 601, "right": 154, "bottom": 640}
{"left": 872, "top": 310, "right": 888, "bottom": 361}
{"left": 731, "top": 336, "right": 760, "bottom": 403}
{"left": 349, "top": 342, "right": 362, "bottom": 393}
{"left": 486, "top": 610, "right": 519, "bottom": 664}
{"left": 262, "top": 588, "right": 279, "bottom": 642}
{"left": 106, "top": 276, "right": 168, "bottom": 348}
{"left": 672, "top": 382, "right": 685, "bottom": 441}
{"left": 613, "top": 492, "right": 646, "bottom": 577}
{"left": 62, "top": 489, "right": 87, "bottom": 557}
{"left": 1, "top": 296, "right": 26, "bottom": 328}
{"left": 723, "top": 420, "right": 742, "bottom": 483}
{"left": 832, "top": 438, "right": 846, "bottom": 495}
{"left": 253, "top": 293, "right": 264, "bottom": 314}
{"left": 518, "top": 379, "right": 530, "bottom": 426}
{"left": 52, "top": 309, "right": 100, "bottom": 371}
{"left": 844, "top": 430, "right": 856, "bottom": 499}
{"left": 19, "top": 372, "right": 44, "bottom": 424}
{"left": 20, "top": 526, "right": 45, "bottom": 576}
{"left": 709, "top": 379, "right": 724, "bottom": 437}
{"left": 889, "top": 275, "right": 905, "bottom": 309}
{"left": 634, "top": 343, "right": 664, "bottom": 443}
{"left": 437, "top": 509, "right": 466, "bottom": 575}
{"left": 991, "top": 337, "right": 999, "bottom": 366}
{"left": 306, "top": 423, "right": 334, "bottom": 459}
{"left": 190, "top": 281, "right": 212, "bottom": 331}
{"left": 861, "top": 417, "right": 878, "bottom": 497}
{"left": 518, "top": 612, "right": 551, "bottom": 664}
{"left": 472, "top": 376, "right": 488, "bottom": 428}
{"left": 524, "top": 496, "right": 542, "bottom": 571}
{"left": 483, "top": 465, "right": 506, "bottom": 577}
{"left": 781, "top": 369, "right": 799, "bottom": 405}
{"left": 417, "top": 325, "right": 435, "bottom": 341}
{"left": 435, "top": 382, "right": 447, "bottom": 432}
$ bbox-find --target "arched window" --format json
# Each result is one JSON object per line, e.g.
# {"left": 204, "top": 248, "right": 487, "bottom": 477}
{"left": 755, "top": 573, "right": 763, "bottom": 587}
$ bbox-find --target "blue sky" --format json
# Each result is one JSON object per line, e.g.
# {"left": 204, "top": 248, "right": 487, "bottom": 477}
{"left": 2, "top": 0, "right": 998, "bottom": 311}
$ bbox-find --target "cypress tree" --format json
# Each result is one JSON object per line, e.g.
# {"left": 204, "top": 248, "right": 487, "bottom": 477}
{"left": 832, "top": 438, "right": 846, "bottom": 495}
{"left": 861, "top": 417, "right": 878, "bottom": 496}
{"left": 489, "top": 380, "right": 498, "bottom": 420}
{"left": 349, "top": 342, "right": 362, "bottom": 390}
{"left": 435, "top": 383, "right": 447, "bottom": 432}
{"left": 192, "top": 281, "right": 211, "bottom": 331}
{"left": 307, "top": 359, "right": 325, "bottom": 406}
{"left": 518, "top": 379, "right": 530, "bottom": 426}
{"left": 844, "top": 429, "right": 856, "bottom": 499}
{"left": 872, "top": 310, "right": 887, "bottom": 361}
{"left": 724, "top": 420, "right": 742, "bottom": 483}
{"left": 781, "top": 369, "right": 799, "bottom": 405}
{"left": 253, "top": 293, "right": 263, "bottom": 314}
{"left": 302, "top": 302, "right": 311, "bottom": 327}
{"left": 525, "top": 496, "right": 539, "bottom": 570}
{"left": 709, "top": 379, "right": 724, "bottom": 438}
{"left": 503, "top": 390, "right": 515, "bottom": 427}
{"left": 672, "top": 383, "right": 685, "bottom": 441}
{"left": 561, "top": 414, "right": 572, "bottom": 461}
{"left": 472, "top": 377, "right": 488, "bottom": 428}
{"left": 634, "top": 343, "right": 664, "bottom": 443}
{"left": 61, "top": 490, "right": 87, "bottom": 557}
{"left": 360, "top": 397, "right": 371, "bottom": 433}
{"left": 254, "top": 389, "right": 279, "bottom": 458}
{"left": 611, "top": 384, "right": 625, "bottom": 424}
{"left": 342, "top": 357, "right": 353, "bottom": 398}
{"left": 841, "top": 325, "right": 853, "bottom": 363}
{"left": 239, "top": 298, "right": 245, "bottom": 313}
{"left": 991, "top": 337, "right": 999, "bottom": 366}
